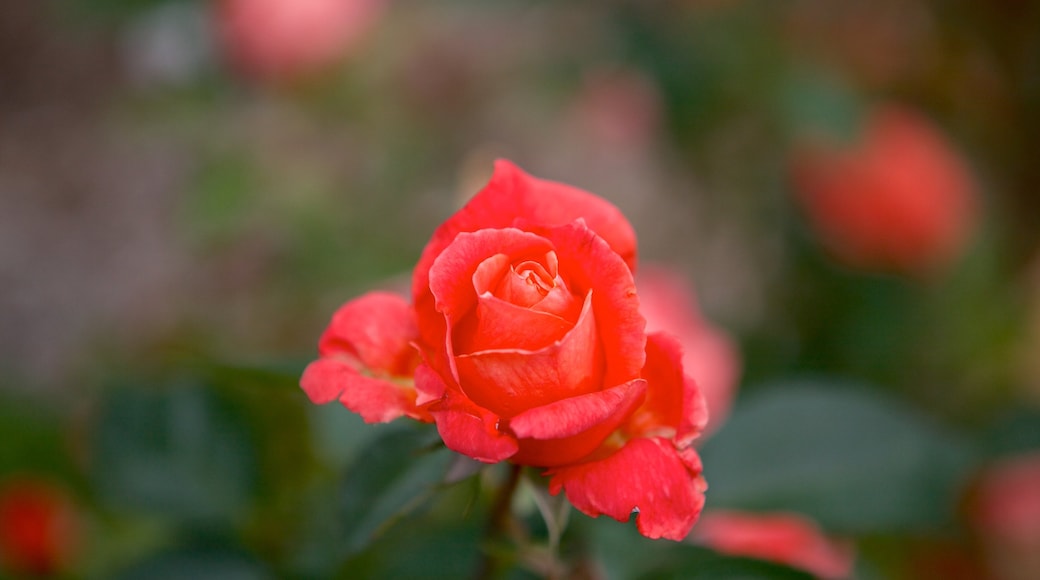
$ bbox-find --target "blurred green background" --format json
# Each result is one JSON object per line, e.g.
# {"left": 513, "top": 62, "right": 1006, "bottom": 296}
{"left": 2, "top": 0, "right": 1039, "bottom": 578}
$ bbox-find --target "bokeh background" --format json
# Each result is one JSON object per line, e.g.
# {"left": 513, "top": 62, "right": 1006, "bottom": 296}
{"left": 2, "top": 0, "right": 1039, "bottom": 578}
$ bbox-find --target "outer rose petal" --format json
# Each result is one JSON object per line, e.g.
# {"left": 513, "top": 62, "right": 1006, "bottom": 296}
{"left": 638, "top": 268, "right": 738, "bottom": 435}
{"left": 508, "top": 379, "right": 647, "bottom": 467}
{"left": 627, "top": 332, "right": 707, "bottom": 447}
{"left": 301, "top": 358, "right": 425, "bottom": 423}
{"left": 692, "top": 511, "right": 855, "bottom": 580}
{"left": 414, "top": 159, "right": 637, "bottom": 301}
{"left": 548, "top": 437, "right": 706, "bottom": 541}
{"left": 417, "top": 368, "right": 519, "bottom": 463}
{"left": 318, "top": 291, "right": 419, "bottom": 376}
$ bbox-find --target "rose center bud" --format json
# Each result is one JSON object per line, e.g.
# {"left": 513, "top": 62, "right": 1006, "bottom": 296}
{"left": 492, "top": 252, "right": 580, "bottom": 321}
{"left": 453, "top": 250, "right": 583, "bottom": 355}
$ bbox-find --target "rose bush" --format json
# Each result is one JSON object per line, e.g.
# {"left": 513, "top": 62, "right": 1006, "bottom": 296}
{"left": 302, "top": 160, "right": 707, "bottom": 540}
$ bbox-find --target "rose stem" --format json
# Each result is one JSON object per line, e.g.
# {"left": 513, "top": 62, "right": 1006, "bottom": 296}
{"left": 473, "top": 463, "right": 523, "bottom": 580}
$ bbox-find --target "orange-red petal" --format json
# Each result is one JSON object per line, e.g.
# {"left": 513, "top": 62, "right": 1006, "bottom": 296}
{"left": 547, "top": 437, "right": 706, "bottom": 541}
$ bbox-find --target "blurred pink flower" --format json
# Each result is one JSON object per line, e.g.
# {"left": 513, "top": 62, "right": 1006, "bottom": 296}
{"left": 571, "top": 67, "right": 662, "bottom": 154}
{"left": 692, "top": 510, "right": 855, "bottom": 579}
{"left": 215, "top": 0, "right": 385, "bottom": 83}
{"left": 637, "top": 267, "right": 739, "bottom": 435}
{"left": 0, "top": 477, "right": 79, "bottom": 577}
{"left": 972, "top": 453, "right": 1040, "bottom": 580}
{"left": 791, "top": 105, "right": 977, "bottom": 274}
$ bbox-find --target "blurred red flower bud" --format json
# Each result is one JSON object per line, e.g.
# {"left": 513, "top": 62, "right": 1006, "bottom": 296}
{"left": 0, "top": 478, "right": 79, "bottom": 577}
{"left": 972, "top": 453, "right": 1040, "bottom": 580}
{"left": 215, "top": 0, "right": 385, "bottom": 84}
{"left": 692, "top": 510, "right": 855, "bottom": 579}
{"left": 791, "top": 105, "right": 978, "bottom": 274}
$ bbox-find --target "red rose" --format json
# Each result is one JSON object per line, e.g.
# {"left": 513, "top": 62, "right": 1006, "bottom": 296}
{"left": 0, "top": 478, "right": 79, "bottom": 577}
{"left": 215, "top": 0, "right": 385, "bottom": 83}
{"left": 302, "top": 160, "right": 708, "bottom": 540}
{"left": 692, "top": 511, "right": 855, "bottom": 579}
{"left": 791, "top": 105, "right": 977, "bottom": 274}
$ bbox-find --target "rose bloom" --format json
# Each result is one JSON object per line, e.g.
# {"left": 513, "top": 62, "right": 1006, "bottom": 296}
{"left": 972, "top": 453, "right": 1040, "bottom": 580}
{"left": 636, "top": 267, "right": 739, "bottom": 435}
{"left": 215, "top": 0, "right": 384, "bottom": 83}
{"left": 0, "top": 478, "right": 79, "bottom": 577}
{"left": 302, "top": 160, "right": 708, "bottom": 540}
{"left": 791, "top": 105, "right": 977, "bottom": 274}
{"left": 692, "top": 511, "right": 855, "bottom": 579}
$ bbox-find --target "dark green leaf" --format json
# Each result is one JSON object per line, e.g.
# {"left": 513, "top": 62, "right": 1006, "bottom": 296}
{"left": 114, "top": 546, "right": 273, "bottom": 580}
{"left": 92, "top": 382, "right": 258, "bottom": 524}
{"left": 339, "top": 424, "right": 454, "bottom": 555}
{"left": 699, "top": 382, "right": 976, "bottom": 533}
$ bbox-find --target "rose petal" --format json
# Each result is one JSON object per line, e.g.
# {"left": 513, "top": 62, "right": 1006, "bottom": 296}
{"left": 509, "top": 379, "right": 646, "bottom": 440}
{"left": 422, "top": 384, "right": 519, "bottom": 463}
{"left": 454, "top": 292, "right": 603, "bottom": 417}
{"left": 413, "top": 159, "right": 638, "bottom": 305}
{"left": 548, "top": 437, "right": 706, "bottom": 541}
{"left": 638, "top": 267, "right": 739, "bottom": 435}
{"left": 412, "top": 362, "right": 446, "bottom": 406}
{"left": 453, "top": 294, "right": 575, "bottom": 354}
{"left": 540, "top": 221, "right": 645, "bottom": 387}
{"left": 627, "top": 332, "right": 708, "bottom": 447}
{"left": 426, "top": 228, "right": 554, "bottom": 349}
{"left": 318, "top": 291, "right": 419, "bottom": 376}
{"left": 300, "top": 358, "right": 427, "bottom": 423}
{"left": 507, "top": 379, "right": 647, "bottom": 467}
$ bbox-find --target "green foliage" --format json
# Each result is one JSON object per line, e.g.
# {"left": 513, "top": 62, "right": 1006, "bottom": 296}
{"left": 91, "top": 381, "right": 259, "bottom": 525}
{"left": 338, "top": 425, "right": 456, "bottom": 556}
{"left": 114, "top": 545, "right": 273, "bottom": 580}
{"left": 699, "top": 383, "right": 976, "bottom": 534}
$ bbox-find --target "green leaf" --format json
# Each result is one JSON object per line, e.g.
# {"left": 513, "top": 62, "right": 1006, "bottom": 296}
{"left": 981, "top": 407, "right": 1040, "bottom": 459}
{"left": 114, "top": 546, "right": 273, "bottom": 580}
{"left": 340, "top": 517, "right": 483, "bottom": 579}
{"left": 339, "top": 424, "right": 454, "bottom": 556}
{"left": 91, "top": 381, "right": 259, "bottom": 524}
{"left": 0, "top": 394, "right": 74, "bottom": 479}
{"left": 699, "top": 382, "right": 976, "bottom": 533}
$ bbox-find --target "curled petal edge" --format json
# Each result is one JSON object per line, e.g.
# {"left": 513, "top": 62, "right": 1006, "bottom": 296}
{"left": 547, "top": 437, "right": 706, "bottom": 541}
{"left": 417, "top": 367, "right": 519, "bottom": 463}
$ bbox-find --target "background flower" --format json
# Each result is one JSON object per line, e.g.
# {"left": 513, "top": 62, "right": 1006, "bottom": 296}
{"left": 0, "top": 478, "right": 79, "bottom": 577}
{"left": 215, "top": 0, "right": 385, "bottom": 83}
{"left": 791, "top": 104, "right": 978, "bottom": 274}
{"left": 692, "top": 510, "right": 854, "bottom": 579}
